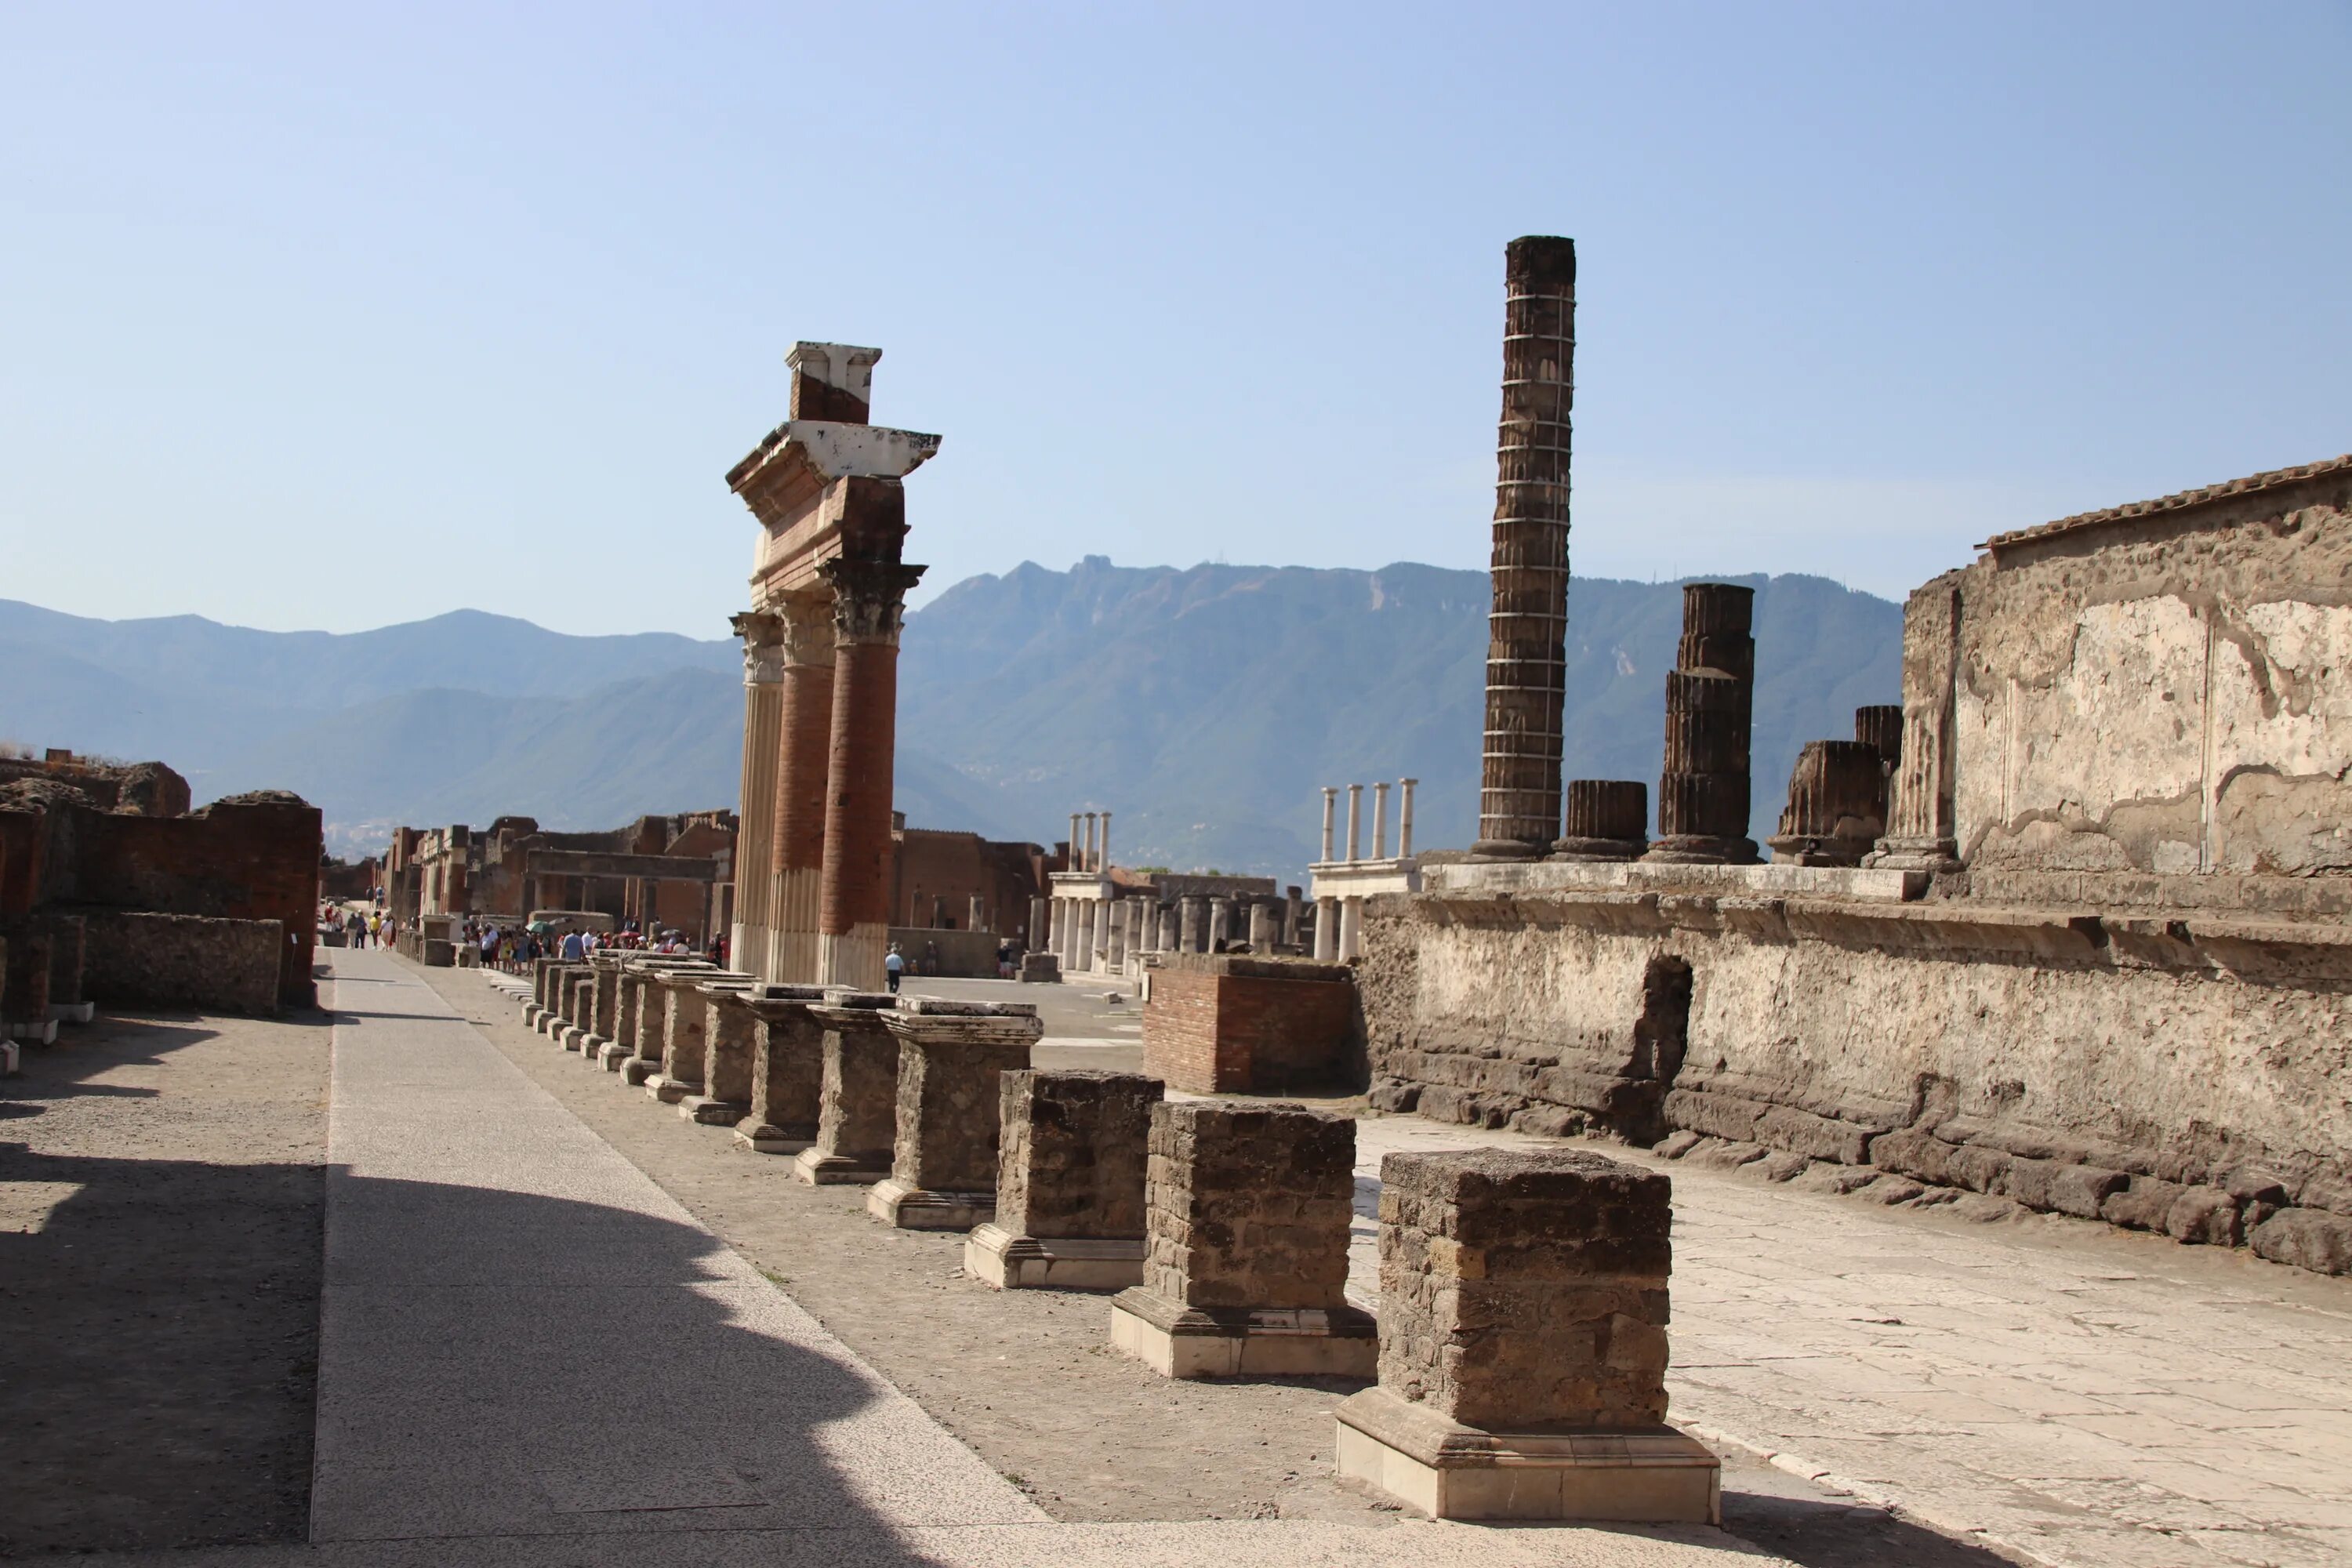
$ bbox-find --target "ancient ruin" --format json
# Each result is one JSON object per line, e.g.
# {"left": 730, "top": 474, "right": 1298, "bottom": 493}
{"left": 1363, "top": 233, "right": 2352, "bottom": 1279}
{"left": 966, "top": 1069, "right": 1162, "bottom": 1289}
{"left": 1335, "top": 1148, "right": 1719, "bottom": 1522}
{"left": 1109, "top": 1101, "right": 1376, "bottom": 1378}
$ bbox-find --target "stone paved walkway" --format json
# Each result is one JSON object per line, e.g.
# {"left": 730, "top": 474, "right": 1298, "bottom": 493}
{"left": 212, "top": 949, "right": 1775, "bottom": 1568}
{"left": 1348, "top": 1117, "right": 2352, "bottom": 1568}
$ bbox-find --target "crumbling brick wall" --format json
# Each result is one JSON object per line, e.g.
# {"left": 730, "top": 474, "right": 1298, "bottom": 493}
{"left": 80, "top": 912, "right": 283, "bottom": 1015}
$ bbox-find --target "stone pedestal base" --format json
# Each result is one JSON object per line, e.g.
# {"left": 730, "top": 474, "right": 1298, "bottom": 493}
{"left": 1466, "top": 838, "right": 1544, "bottom": 861}
{"left": 1333, "top": 1388, "right": 1719, "bottom": 1523}
{"left": 1642, "top": 835, "right": 1759, "bottom": 866}
{"left": 793, "top": 1149, "right": 890, "bottom": 1186}
{"left": 1766, "top": 834, "right": 1871, "bottom": 867}
{"left": 1866, "top": 836, "right": 1962, "bottom": 874}
{"left": 595, "top": 1041, "right": 634, "bottom": 1071}
{"left": 622, "top": 1058, "right": 661, "bottom": 1087}
{"left": 965, "top": 1224, "right": 1143, "bottom": 1290}
{"left": 679, "top": 1095, "right": 746, "bottom": 1126}
{"left": 1, "top": 1040, "right": 18, "bottom": 1076}
{"left": 559, "top": 1027, "right": 586, "bottom": 1051}
{"left": 48, "top": 1001, "right": 95, "bottom": 1025}
{"left": 8, "top": 1019, "right": 59, "bottom": 1046}
{"left": 647, "top": 1076, "right": 696, "bottom": 1105}
{"left": 1108, "top": 1289, "right": 1376, "bottom": 1379}
{"left": 1549, "top": 837, "right": 1642, "bottom": 862}
{"left": 524, "top": 1004, "right": 543, "bottom": 1027}
{"left": 866, "top": 1177, "right": 993, "bottom": 1230}
{"left": 731, "top": 1121, "right": 815, "bottom": 1156}
{"left": 578, "top": 1035, "right": 611, "bottom": 1062}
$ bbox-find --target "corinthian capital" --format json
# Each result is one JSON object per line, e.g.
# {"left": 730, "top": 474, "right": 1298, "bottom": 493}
{"left": 821, "top": 559, "right": 928, "bottom": 646}
{"left": 731, "top": 610, "right": 787, "bottom": 685}
{"left": 775, "top": 592, "right": 837, "bottom": 667}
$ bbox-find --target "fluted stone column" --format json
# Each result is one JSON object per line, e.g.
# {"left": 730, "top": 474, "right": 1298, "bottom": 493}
{"left": 1398, "top": 779, "right": 1417, "bottom": 858}
{"left": 1320, "top": 786, "right": 1338, "bottom": 862}
{"left": 763, "top": 593, "right": 836, "bottom": 983}
{"left": 1373, "top": 782, "right": 1391, "bottom": 859}
{"left": 1314, "top": 897, "right": 1339, "bottom": 961}
{"left": 1769, "top": 741, "right": 1888, "bottom": 866}
{"left": 1346, "top": 785, "right": 1363, "bottom": 862}
{"left": 817, "top": 559, "right": 924, "bottom": 989}
{"left": 1555, "top": 779, "right": 1648, "bottom": 861}
{"left": 1646, "top": 583, "right": 1759, "bottom": 865}
{"left": 730, "top": 611, "right": 786, "bottom": 977}
{"left": 1178, "top": 896, "right": 1203, "bottom": 953}
{"left": 1871, "top": 582, "right": 1962, "bottom": 871}
{"left": 1475, "top": 235, "right": 1576, "bottom": 858}
{"left": 1091, "top": 895, "right": 1111, "bottom": 970}
{"left": 1083, "top": 813, "right": 1098, "bottom": 873}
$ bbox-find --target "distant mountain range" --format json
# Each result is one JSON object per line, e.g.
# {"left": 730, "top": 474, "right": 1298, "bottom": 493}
{"left": 0, "top": 563, "right": 1903, "bottom": 879}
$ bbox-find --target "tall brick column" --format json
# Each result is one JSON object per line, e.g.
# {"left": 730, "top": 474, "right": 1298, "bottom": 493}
{"left": 1646, "top": 583, "right": 1759, "bottom": 864}
{"left": 1475, "top": 235, "right": 1577, "bottom": 858}
{"left": 729, "top": 612, "right": 786, "bottom": 977}
{"left": 769, "top": 593, "right": 836, "bottom": 983}
{"left": 1336, "top": 1149, "right": 1718, "bottom": 1523}
{"left": 816, "top": 557, "right": 925, "bottom": 990}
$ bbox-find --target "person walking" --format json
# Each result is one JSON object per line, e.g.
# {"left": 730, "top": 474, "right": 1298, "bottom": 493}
{"left": 884, "top": 943, "right": 905, "bottom": 995}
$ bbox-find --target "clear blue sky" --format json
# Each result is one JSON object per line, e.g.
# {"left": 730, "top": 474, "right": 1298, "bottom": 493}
{"left": 3, "top": 2, "right": 2346, "bottom": 635}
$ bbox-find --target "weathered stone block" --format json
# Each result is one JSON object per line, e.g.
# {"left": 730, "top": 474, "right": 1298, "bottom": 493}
{"left": 792, "top": 993, "right": 898, "bottom": 1185}
{"left": 1109, "top": 1101, "right": 1374, "bottom": 1378}
{"left": 680, "top": 981, "right": 760, "bottom": 1124}
{"left": 2249, "top": 1208, "right": 2352, "bottom": 1276}
{"left": 867, "top": 999, "right": 1042, "bottom": 1229}
{"left": 1377, "top": 1149, "right": 1671, "bottom": 1430}
{"left": 736, "top": 985, "right": 827, "bottom": 1152}
{"left": 968, "top": 1069, "right": 1163, "bottom": 1290}
{"left": 1334, "top": 1146, "right": 1714, "bottom": 1523}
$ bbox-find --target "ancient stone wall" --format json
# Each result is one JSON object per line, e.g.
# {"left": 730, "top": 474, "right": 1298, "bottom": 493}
{"left": 1933, "top": 463, "right": 2352, "bottom": 885}
{"left": 1144, "top": 1102, "right": 1357, "bottom": 1309}
{"left": 79, "top": 912, "right": 284, "bottom": 1014}
{"left": 1359, "top": 889, "right": 2352, "bottom": 1276}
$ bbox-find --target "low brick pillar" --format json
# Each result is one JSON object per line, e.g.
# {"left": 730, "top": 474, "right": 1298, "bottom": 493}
{"left": 1334, "top": 1149, "right": 1717, "bottom": 1523}
{"left": 791, "top": 991, "right": 900, "bottom": 1185}
{"left": 967, "top": 1070, "right": 1162, "bottom": 1289}
{"left": 1141, "top": 953, "right": 1356, "bottom": 1095}
{"left": 1109, "top": 1102, "right": 1374, "bottom": 1378}
{"left": 734, "top": 985, "right": 829, "bottom": 1153}
{"left": 585, "top": 957, "right": 624, "bottom": 1048}
{"left": 866, "top": 1000, "right": 1044, "bottom": 1229}
{"left": 680, "top": 978, "right": 763, "bottom": 1125}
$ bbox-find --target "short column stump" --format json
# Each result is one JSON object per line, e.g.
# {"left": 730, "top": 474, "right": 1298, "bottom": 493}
{"left": 964, "top": 1225, "right": 1146, "bottom": 1290}
{"left": 791, "top": 992, "right": 899, "bottom": 1185}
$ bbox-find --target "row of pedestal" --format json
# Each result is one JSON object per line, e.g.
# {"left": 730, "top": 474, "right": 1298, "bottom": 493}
{"left": 514, "top": 949, "right": 1714, "bottom": 1524}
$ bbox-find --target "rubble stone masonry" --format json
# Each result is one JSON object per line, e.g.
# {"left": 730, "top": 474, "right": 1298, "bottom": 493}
{"left": 1377, "top": 1149, "right": 1671, "bottom": 1430}
{"left": 1145, "top": 1102, "right": 1356, "bottom": 1309}
{"left": 996, "top": 1070, "right": 1162, "bottom": 1240}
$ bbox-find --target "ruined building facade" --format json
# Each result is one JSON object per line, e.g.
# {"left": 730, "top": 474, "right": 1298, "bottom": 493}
{"left": 1360, "top": 233, "right": 2352, "bottom": 1278}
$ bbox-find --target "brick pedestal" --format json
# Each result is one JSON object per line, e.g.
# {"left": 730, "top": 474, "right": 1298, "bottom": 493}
{"left": 1334, "top": 1149, "right": 1717, "bottom": 1523}
{"left": 791, "top": 991, "right": 899, "bottom": 1185}
{"left": 967, "top": 1070, "right": 1162, "bottom": 1290}
{"left": 1141, "top": 953, "right": 1355, "bottom": 1095}
{"left": 1109, "top": 1102, "right": 1374, "bottom": 1378}
{"left": 678, "top": 977, "right": 760, "bottom": 1124}
{"left": 867, "top": 1000, "right": 1043, "bottom": 1229}
{"left": 734, "top": 985, "right": 829, "bottom": 1152}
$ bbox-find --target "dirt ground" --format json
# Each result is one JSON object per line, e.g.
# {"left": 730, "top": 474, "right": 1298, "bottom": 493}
{"left": 423, "top": 964, "right": 2020, "bottom": 1568}
{"left": 0, "top": 1001, "right": 328, "bottom": 1555}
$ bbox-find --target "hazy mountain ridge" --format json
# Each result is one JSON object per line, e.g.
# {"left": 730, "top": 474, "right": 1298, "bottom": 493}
{"left": 0, "top": 564, "right": 1902, "bottom": 877}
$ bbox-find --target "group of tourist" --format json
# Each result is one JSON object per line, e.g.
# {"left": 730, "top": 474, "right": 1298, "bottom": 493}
{"left": 330, "top": 906, "right": 397, "bottom": 949}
